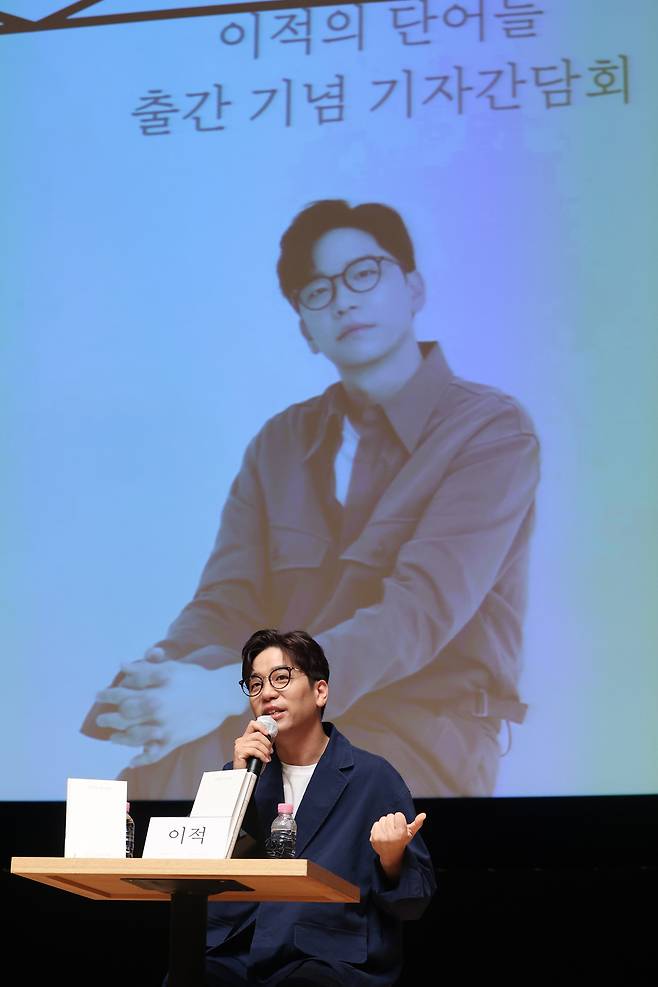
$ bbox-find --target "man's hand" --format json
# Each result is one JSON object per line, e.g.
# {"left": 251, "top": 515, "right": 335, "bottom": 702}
{"left": 369, "top": 811, "right": 427, "bottom": 881}
{"left": 232, "top": 719, "right": 274, "bottom": 770}
{"left": 94, "top": 649, "right": 246, "bottom": 767}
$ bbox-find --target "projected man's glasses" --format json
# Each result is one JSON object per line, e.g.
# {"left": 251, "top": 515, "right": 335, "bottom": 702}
{"left": 296, "top": 255, "right": 402, "bottom": 310}
{"left": 239, "top": 665, "right": 303, "bottom": 697}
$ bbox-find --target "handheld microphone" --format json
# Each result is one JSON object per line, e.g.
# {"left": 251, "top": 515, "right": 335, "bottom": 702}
{"left": 247, "top": 714, "right": 279, "bottom": 777}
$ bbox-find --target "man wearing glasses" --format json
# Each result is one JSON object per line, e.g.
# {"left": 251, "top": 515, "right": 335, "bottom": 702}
{"left": 82, "top": 199, "right": 539, "bottom": 799}
{"left": 199, "top": 627, "right": 435, "bottom": 987}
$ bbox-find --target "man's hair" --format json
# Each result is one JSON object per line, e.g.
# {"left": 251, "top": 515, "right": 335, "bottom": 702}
{"left": 241, "top": 629, "right": 330, "bottom": 717}
{"left": 277, "top": 199, "right": 417, "bottom": 306}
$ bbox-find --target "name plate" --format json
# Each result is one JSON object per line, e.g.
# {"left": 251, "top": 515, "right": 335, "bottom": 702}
{"left": 142, "top": 816, "right": 231, "bottom": 859}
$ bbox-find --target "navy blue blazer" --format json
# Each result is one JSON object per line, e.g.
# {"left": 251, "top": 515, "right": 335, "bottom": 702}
{"left": 207, "top": 724, "right": 436, "bottom": 986}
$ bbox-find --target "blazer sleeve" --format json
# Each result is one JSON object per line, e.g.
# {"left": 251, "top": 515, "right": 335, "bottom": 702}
{"left": 367, "top": 769, "right": 437, "bottom": 921}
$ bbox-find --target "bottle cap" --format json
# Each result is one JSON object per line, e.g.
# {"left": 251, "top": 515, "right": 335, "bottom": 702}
{"left": 277, "top": 803, "right": 293, "bottom": 814}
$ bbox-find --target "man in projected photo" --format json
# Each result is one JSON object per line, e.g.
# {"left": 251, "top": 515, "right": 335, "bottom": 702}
{"left": 82, "top": 199, "right": 540, "bottom": 798}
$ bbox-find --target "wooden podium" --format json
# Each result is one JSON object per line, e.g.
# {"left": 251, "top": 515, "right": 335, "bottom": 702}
{"left": 11, "top": 856, "right": 360, "bottom": 986}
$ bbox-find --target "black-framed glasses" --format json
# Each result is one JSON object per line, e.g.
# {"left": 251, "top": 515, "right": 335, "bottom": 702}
{"left": 295, "top": 255, "right": 402, "bottom": 311}
{"left": 239, "top": 665, "right": 304, "bottom": 698}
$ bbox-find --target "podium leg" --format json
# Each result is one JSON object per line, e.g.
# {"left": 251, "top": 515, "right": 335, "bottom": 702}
{"left": 125, "top": 878, "right": 253, "bottom": 986}
{"left": 169, "top": 891, "right": 208, "bottom": 987}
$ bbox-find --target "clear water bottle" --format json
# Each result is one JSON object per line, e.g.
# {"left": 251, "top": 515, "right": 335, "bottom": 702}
{"left": 266, "top": 803, "right": 297, "bottom": 858}
{"left": 125, "top": 802, "right": 135, "bottom": 858}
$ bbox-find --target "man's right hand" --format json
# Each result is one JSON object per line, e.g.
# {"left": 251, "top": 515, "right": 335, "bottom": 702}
{"left": 232, "top": 719, "right": 274, "bottom": 770}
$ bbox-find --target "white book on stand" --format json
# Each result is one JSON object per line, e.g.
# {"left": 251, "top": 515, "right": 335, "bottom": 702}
{"left": 191, "top": 768, "right": 257, "bottom": 858}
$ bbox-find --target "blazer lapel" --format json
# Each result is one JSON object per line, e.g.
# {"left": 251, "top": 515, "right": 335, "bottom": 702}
{"left": 293, "top": 725, "right": 353, "bottom": 858}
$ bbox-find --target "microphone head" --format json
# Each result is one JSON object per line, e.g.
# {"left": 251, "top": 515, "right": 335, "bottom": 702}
{"left": 257, "top": 714, "right": 279, "bottom": 740}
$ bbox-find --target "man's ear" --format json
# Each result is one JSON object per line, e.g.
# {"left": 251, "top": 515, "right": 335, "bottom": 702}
{"left": 407, "top": 271, "right": 426, "bottom": 316}
{"left": 299, "top": 317, "right": 320, "bottom": 354}
{"left": 315, "top": 679, "right": 329, "bottom": 709}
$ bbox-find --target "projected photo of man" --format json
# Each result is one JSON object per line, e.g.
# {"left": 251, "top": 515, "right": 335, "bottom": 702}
{"left": 81, "top": 199, "right": 540, "bottom": 798}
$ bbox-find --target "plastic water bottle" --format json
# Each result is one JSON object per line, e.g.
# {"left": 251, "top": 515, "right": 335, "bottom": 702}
{"left": 266, "top": 803, "right": 297, "bottom": 858}
{"left": 125, "top": 802, "right": 135, "bottom": 858}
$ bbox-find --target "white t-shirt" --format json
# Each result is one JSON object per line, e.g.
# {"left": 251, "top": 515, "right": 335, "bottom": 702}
{"left": 280, "top": 761, "right": 318, "bottom": 817}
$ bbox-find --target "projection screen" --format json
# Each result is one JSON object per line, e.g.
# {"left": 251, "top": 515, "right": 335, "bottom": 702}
{"left": 1, "top": 0, "right": 657, "bottom": 799}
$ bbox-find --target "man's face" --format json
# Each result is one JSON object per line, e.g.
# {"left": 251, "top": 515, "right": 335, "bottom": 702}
{"left": 249, "top": 646, "right": 327, "bottom": 737}
{"left": 297, "top": 227, "right": 425, "bottom": 374}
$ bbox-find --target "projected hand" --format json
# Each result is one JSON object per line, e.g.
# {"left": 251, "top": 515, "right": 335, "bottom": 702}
{"left": 370, "top": 811, "right": 427, "bottom": 881}
{"left": 94, "top": 648, "right": 245, "bottom": 767}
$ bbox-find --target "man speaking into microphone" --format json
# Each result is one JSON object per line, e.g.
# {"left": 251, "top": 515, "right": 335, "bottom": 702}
{"left": 190, "top": 627, "right": 436, "bottom": 987}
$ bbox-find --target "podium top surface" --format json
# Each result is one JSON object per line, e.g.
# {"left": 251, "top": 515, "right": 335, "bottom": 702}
{"left": 10, "top": 856, "right": 360, "bottom": 903}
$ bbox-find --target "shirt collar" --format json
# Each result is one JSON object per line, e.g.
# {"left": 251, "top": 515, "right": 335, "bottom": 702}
{"left": 303, "top": 341, "right": 453, "bottom": 459}
{"left": 379, "top": 341, "right": 452, "bottom": 453}
{"left": 303, "top": 382, "right": 346, "bottom": 461}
